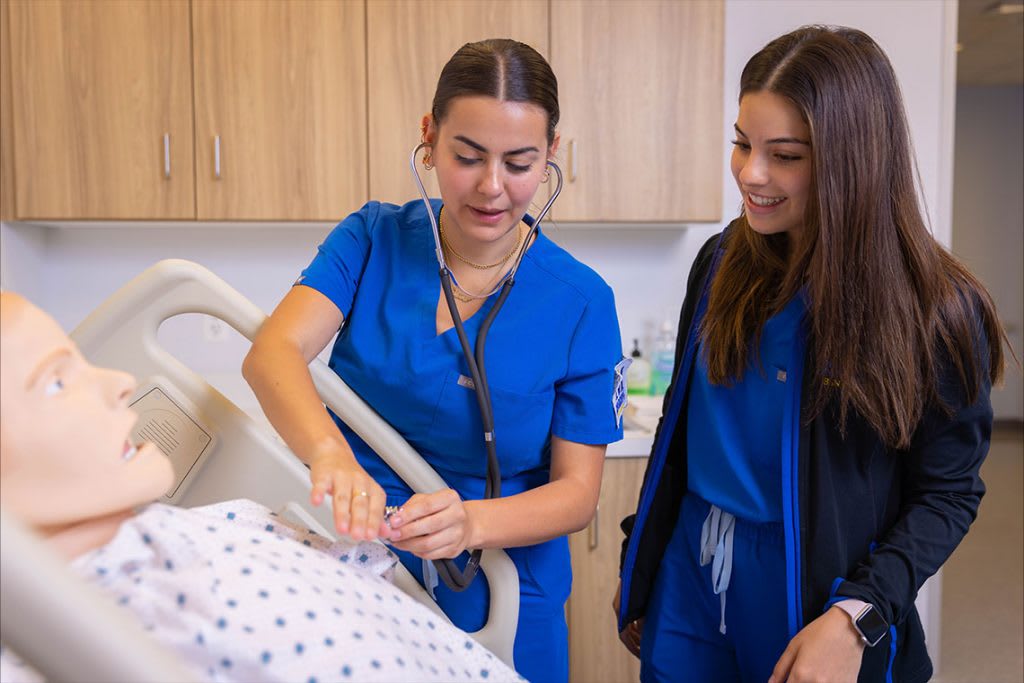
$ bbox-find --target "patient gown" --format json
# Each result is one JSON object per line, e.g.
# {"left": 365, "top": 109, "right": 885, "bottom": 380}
{"left": 0, "top": 499, "right": 522, "bottom": 683}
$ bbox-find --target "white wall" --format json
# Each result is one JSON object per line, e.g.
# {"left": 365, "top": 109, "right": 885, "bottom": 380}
{"left": 952, "top": 85, "right": 1024, "bottom": 421}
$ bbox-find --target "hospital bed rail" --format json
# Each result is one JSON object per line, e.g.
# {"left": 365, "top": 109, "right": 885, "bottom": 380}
{"left": 0, "top": 259, "right": 518, "bottom": 680}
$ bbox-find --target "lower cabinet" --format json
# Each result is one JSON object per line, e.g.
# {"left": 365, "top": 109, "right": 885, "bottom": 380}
{"left": 568, "top": 456, "right": 648, "bottom": 683}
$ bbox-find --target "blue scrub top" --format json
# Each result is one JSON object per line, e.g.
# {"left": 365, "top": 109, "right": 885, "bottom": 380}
{"left": 298, "top": 198, "right": 624, "bottom": 509}
{"left": 686, "top": 295, "right": 806, "bottom": 523}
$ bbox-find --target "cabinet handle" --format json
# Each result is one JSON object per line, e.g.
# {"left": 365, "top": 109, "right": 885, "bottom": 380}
{"left": 214, "top": 135, "right": 222, "bottom": 179}
{"left": 162, "top": 133, "right": 171, "bottom": 178}
{"left": 568, "top": 139, "right": 577, "bottom": 183}
{"left": 588, "top": 504, "right": 599, "bottom": 550}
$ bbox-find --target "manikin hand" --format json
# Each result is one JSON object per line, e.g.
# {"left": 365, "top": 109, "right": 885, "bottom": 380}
{"left": 309, "top": 449, "right": 392, "bottom": 542}
{"left": 386, "top": 488, "right": 478, "bottom": 560}
{"left": 769, "top": 606, "right": 865, "bottom": 683}
{"left": 613, "top": 580, "right": 644, "bottom": 658}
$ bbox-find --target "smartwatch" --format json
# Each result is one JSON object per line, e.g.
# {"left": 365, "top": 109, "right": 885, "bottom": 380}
{"left": 835, "top": 600, "right": 888, "bottom": 647}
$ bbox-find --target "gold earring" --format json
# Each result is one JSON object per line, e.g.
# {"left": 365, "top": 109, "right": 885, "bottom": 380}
{"left": 541, "top": 167, "right": 550, "bottom": 183}
{"left": 422, "top": 149, "right": 433, "bottom": 171}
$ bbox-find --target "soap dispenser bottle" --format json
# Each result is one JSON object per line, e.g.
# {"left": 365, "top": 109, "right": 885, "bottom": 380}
{"left": 626, "top": 338, "right": 652, "bottom": 396}
{"left": 649, "top": 321, "right": 676, "bottom": 395}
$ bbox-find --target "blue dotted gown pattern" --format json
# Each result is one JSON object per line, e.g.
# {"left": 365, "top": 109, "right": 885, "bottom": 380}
{"left": 0, "top": 500, "right": 523, "bottom": 683}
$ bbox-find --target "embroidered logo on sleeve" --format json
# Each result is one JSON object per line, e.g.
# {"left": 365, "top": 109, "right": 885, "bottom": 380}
{"left": 613, "top": 356, "right": 632, "bottom": 428}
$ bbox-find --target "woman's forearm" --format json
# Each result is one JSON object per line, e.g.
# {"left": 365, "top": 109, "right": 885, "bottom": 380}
{"left": 242, "top": 337, "right": 356, "bottom": 467}
{"left": 464, "top": 441, "right": 605, "bottom": 549}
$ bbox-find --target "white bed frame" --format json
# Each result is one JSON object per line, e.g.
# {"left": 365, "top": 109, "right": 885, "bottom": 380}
{"left": 0, "top": 259, "right": 519, "bottom": 680}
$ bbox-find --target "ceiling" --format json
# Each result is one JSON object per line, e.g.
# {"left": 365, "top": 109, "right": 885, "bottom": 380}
{"left": 957, "top": 0, "right": 1024, "bottom": 85}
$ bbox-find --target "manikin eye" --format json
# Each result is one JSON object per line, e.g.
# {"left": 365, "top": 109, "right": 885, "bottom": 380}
{"left": 44, "top": 377, "right": 65, "bottom": 396}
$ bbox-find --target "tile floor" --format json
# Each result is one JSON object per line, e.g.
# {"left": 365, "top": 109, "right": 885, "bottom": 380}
{"left": 933, "top": 425, "right": 1023, "bottom": 683}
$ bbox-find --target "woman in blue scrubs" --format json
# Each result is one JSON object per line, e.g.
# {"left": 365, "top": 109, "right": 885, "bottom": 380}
{"left": 614, "top": 26, "right": 1005, "bottom": 683}
{"left": 244, "top": 39, "right": 624, "bottom": 683}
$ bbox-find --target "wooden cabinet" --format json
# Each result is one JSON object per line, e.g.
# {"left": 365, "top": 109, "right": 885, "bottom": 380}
{"left": 6, "top": 0, "right": 195, "bottom": 219}
{"left": 4, "top": 0, "right": 365, "bottom": 221}
{"left": 192, "top": 0, "right": 366, "bottom": 220}
{"left": 2, "top": 0, "right": 724, "bottom": 222}
{"left": 551, "top": 0, "right": 724, "bottom": 222}
{"left": 568, "top": 456, "right": 648, "bottom": 683}
{"left": 366, "top": 0, "right": 548, "bottom": 205}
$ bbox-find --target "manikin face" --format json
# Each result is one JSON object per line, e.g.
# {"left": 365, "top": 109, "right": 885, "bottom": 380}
{"left": 0, "top": 293, "right": 173, "bottom": 529}
{"left": 424, "top": 95, "right": 558, "bottom": 247}
{"left": 730, "top": 90, "right": 813, "bottom": 236}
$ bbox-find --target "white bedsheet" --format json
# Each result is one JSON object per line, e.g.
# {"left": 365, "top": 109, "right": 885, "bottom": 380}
{"left": 0, "top": 500, "right": 521, "bottom": 682}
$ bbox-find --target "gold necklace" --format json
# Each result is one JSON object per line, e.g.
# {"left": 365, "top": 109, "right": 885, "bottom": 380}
{"left": 439, "top": 207, "right": 523, "bottom": 270}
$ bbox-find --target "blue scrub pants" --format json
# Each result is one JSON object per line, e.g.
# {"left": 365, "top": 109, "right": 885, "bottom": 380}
{"left": 397, "top": 539, "right": 570, "bottom": 683}
{"left": 640, "top": 494, "right": 789, "bottom": 683}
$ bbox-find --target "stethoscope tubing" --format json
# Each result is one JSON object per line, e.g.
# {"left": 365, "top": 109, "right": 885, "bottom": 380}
{"left": 408, "top": 142, "right": 563, "bottom": 591}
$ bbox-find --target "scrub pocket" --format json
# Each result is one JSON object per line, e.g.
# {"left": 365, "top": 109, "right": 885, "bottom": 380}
{"left": 427, "top": 370, "right": 554, "bottom": 478}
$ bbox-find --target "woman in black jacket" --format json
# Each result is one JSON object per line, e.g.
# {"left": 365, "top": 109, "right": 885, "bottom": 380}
{"left": 614, "top": 26, "right": 1007, "bottom": 683}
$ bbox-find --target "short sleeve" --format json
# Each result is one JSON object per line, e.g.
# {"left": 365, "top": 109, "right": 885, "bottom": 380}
{"left": 296, "top": 202, "right": 379, "bottom": 318}
{"left": 552, "top": 283, "right": 625, "bottom": 445}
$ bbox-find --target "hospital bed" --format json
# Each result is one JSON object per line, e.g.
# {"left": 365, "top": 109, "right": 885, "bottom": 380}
{"left": 0, "top": 259, "right": 519, "bottom": 682}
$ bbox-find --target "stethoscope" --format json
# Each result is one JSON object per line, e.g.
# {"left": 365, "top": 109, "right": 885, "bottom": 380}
{"left": 409, "top": 141, "right": 564, "bottom": 591}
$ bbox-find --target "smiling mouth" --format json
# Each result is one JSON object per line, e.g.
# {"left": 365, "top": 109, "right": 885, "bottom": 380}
{"left": 748, "top": 193, "right": 785, "bottom": 207}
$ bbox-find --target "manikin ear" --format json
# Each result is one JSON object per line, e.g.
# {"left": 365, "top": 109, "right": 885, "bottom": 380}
{"left": 420, "top": 113, "right": 437, "bottom": 146}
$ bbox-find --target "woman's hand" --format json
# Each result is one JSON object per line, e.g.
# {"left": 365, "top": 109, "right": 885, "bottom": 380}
{"left": 769, "top": 606, "right": 865, "bottom": 683}
{"left": 613, "top": 580, "right": 644, "bottom": 658}
{"left": 309, "top": 448, "right": 391, "bottom": 542}
{"left": 386, "top": 489, "right": 478, "bottom": 560}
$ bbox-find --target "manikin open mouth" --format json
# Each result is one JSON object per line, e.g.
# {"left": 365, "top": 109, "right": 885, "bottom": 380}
{"left": 122, "top": 440, "right": 139, "bottom": 461}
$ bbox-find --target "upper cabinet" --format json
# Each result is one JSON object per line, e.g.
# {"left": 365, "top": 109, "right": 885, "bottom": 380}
{"left": 192, "top": 0, "right": 366, "bottom": 220}
{"left": 366, "top": 0, "right": 548, "bottom": 205}
{"left": 1, "top": 0, "right": 724, "bottom": 223}
{"left": 7, "top": 0, "right": 195, "bottom": 219}
{"left": 551, "top": 0, "right": 724, "bottom": 222}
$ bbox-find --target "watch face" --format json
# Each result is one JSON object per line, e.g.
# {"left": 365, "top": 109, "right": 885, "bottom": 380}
{"left": 857, "top": 605, "right": 889, "bottom": 646}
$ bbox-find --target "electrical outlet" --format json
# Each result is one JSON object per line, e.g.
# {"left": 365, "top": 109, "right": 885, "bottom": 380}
{"left": 202, "top": 315, "right": 229, "bottom": 343}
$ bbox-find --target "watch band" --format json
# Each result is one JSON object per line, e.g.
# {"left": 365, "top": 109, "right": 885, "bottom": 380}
{"left": 834, "top": 599, "right": 888, "bottom": 647}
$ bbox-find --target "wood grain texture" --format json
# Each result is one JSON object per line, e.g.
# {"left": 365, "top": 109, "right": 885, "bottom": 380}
{"left": 366, "top": 0, "right": 548, "bottom": 205}
{"left": 192, "top": 0, "right": 367, "bottom": 220}
{"left": 551, "top": 0, "right": 724, "bottom": 222}
{"left": 1, "top": 0, "right": 15, "bottom": 220}
{"left": 568, "top": 456, "right": 648, "bottom": 683}
{"left": 8, "top": 0, "right": 194, "bottom": 219}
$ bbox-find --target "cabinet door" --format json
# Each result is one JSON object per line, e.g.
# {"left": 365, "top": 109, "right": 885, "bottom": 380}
{"left": 551, "top": 0, "right": 723, "bottom": 222}
{"left": 7, "top": 0, "right": 194, "bottom": 219}
{"left": 367, "top": 1, "right": 548, "bottom": 205}
{"left": 192, "top": 0, "right": 366, "bottom": 220}
{"left": 568, "top": 456, "right": 648, "bottom": 683}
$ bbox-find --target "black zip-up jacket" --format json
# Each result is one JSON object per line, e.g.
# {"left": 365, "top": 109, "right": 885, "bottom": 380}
{"left": 618, "top": 225, "right": 992, "bottom": 682}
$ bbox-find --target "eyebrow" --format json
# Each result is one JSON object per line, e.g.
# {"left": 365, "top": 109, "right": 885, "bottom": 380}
{"left": 734, "top": 124, "right": 810, "bottom": 146}
{"left": 453, "top": 135, "right": 540, "bottom": 156}
{"left": 25, "top": 347, "right": 72, "bottom": 390}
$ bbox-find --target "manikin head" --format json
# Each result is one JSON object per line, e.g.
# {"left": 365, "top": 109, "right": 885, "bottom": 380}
{"left": 0, "top": 293, "right": 173, "bottom": 535}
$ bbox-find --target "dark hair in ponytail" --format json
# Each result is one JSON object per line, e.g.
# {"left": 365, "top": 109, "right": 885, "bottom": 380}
{"left": 432, "top": 38, "right": 559, "bottom": 144}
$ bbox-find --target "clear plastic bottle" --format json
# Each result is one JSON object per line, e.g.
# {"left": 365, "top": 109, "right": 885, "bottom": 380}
{"left": 649, "top": 321, "right": 676, "bottom": 395}
{"left": 626, "top": 338, "right": 651, "bottom": 396}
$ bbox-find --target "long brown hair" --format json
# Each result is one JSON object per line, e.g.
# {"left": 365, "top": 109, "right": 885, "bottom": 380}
{"left": 702, "top": 26, "right": 1006, "bottom": 449}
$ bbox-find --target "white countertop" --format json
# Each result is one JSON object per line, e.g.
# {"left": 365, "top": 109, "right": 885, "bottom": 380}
{"left": 607, "top": 431, "right": 655, "bottom": 458}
